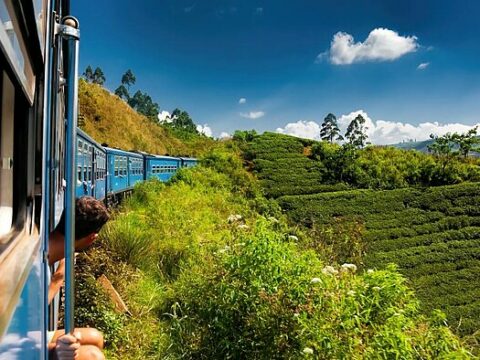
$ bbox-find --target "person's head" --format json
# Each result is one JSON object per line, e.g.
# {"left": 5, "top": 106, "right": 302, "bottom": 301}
{"left": 56, "top": 196, "right": 110, "bottom": 250}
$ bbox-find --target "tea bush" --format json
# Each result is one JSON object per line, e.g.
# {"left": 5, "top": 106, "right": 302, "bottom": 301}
{"left": 278, "top": 182, "right": 480, "bottom": 336}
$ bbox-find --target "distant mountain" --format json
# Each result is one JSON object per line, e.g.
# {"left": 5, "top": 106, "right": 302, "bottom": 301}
{"left": 390, "top": 139, "right": 433, "bottom": 153}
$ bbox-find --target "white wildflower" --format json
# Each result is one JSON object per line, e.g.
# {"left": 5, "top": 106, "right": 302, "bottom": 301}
{"left": 367, "top": 269, "right": 374, "bottom": 274}
{"left": 303, "top": 347, "right": 314, "bottom": 355}
{"left": 293, "top": 313, "right": 300, "bottom": 318}
{"left": 288, "top": 235, "right": 299, "bottom": 241}
{"left": 322, "top": 266, "right": 338, "bottom": 276}
{"left": 341, "top": 263, "right": 357, "bottom": 272}
{"left": 227, "top": 214, "right": 243, "bottom": 223}
{"left": 310, "top": 277, "right": 321, "bottom": 284}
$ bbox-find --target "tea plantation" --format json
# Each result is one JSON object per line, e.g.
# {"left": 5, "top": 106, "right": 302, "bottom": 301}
{"left": 278, "top": 182, "right": 480, "bottom": 337}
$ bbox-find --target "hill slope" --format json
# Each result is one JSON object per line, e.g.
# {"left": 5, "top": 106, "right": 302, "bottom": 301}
{"left": 278, "top": 183, "right": 480, "bottom": 337}
{"left": 78, "top": 80, "right": 215, "bottom": 156}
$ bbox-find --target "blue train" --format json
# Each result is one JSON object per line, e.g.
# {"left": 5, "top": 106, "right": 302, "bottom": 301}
{"left": 0, "top": 1, "right": 195, "bottom": 358}
{"left": 76, "top": 129, "right": 196, "bottom": 202}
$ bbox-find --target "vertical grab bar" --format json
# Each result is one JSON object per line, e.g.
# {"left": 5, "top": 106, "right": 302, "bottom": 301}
{"left": 58, "top": 16, "right": 80, "bottom": 335}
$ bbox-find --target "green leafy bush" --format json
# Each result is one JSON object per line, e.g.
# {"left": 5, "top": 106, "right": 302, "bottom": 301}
{"left": 165, "top": 220, "right": 469, "bottom": 359}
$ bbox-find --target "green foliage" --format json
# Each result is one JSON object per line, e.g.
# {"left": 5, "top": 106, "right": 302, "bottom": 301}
{"left": 127, "top": 90, "right": 159, "bottom": 121}
{"left": 241, "top": 132, "right": 480, "bottom": 198}
{"left": 165, "top": 220, "right": 468, "bottom": 359}
{"left": 121, "top": 69, "right": 136, "bottom": 90}
{"left": 165, "top": 108, "right": 199, "bottom": 136}
{"left": 82, "top": 65, "right": 106, "bottom": 85}
{"left": 320, "top": 113, "right": 343, "bottom": 142}
{"left": 278, "top": 182, "right": 480, "bottom": 337}
{"left": 345, "top": 113, "right": 369, "bottom": 148}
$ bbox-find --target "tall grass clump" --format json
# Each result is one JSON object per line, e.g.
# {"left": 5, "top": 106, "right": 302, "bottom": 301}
{"left": 164, "top": 219, "right": 470, "bottom": 359}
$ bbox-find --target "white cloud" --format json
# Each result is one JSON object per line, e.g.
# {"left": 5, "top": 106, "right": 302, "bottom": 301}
{"left": 158, "top": 111, "right": 173, "bottom": 123}
{"left": 318, "top": 28, "right": 419, "bottom": 65}
{"left": 417, "top": 62, "right": 430, "bottom": 70}
{"left": 238, "top": 98, "right": 247, "bottom": 104}
{"left": 276, "top": 121, "right": 321, "bottom": 140}
{"left": 337, "top": 110, "right": 480, "bottom": 145}
{"left": 275, "top": 110, "right": 479, "bottom": 145}
{"left": 219, "top": 132, "right": 231, "bottom": 139}
{"left": 240, "top": 111, "right": 265, "bottom": 119}
{"left": 196, "top": 124, "right": 213, "bottom": 137}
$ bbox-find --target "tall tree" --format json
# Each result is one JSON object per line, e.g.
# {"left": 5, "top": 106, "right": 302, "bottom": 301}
{"left": 455, "top": 127, "right": 480, "bottom": 158}
{"left": 345, "top": 114, "right": 368, "bottom": 148}
{"left": 320, "top": 113, "right": 343, "bottom": 143}
{"left": 170, "top": 108, "right": 199, "bottom": 134}
{"left": 121, "top": 69, "right": 136, "bottom": 90}
{"left": 114, "top": 84, "right": 129, "bottom": 101}
{"left": 92, "top": 67, "right": 106, "bottom": 85}
{"left": 128, "top": 90, "right": 159, "bottom": 121}
{"left": 83, "top": 65, "right": 94, "bottom": 82}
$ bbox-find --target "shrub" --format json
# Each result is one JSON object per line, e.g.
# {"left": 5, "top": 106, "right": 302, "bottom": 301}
{"left": 164, "top": 220, "right": 469, "bottom": 359}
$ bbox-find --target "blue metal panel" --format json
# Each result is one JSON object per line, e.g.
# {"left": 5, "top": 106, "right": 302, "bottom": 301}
{"left": 145, "top": 156, "right": 181, "bottom": 182}
{"left": 0, "top": 252, "right": 46, "bottom": 359}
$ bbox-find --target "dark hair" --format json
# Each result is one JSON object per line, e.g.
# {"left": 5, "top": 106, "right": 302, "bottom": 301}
{"left": 56, "top": 196, "right": 110, "bottom": 240}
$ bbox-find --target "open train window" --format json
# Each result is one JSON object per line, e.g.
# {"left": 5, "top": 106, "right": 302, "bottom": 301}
{"left": 0, "top": 71, "right": 14, "bottom": 236}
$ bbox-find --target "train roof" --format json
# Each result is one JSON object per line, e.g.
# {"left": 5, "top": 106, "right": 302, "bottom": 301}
{"left": 77, "top": 128, "right": 105, "bottom": 150}
{"left": 180, "top": 157, "right": 198, "bottom": 161}
{"left": 144, "top": 154, "right": 181, "bottom": 160}
{"left": 104, "top": 146, "right": 144, "bottom": 158}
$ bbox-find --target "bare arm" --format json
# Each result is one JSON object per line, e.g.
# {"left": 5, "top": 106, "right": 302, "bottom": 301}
{"left": 48, "top": 259, "right": 65, "bottom": 304}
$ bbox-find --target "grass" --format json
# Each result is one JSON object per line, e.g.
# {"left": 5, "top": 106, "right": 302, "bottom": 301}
{"left": 78, "top": 79, "right": 217, "bottom": 157}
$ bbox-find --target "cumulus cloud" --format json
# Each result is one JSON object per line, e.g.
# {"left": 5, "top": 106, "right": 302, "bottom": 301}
{"left": 276, "top": 110, "right": 479, "bottom": 145}
{"left": 240, "top": 111, "right": 265, "bottom": 119}
{"left": 196, "top": 124, "right": 213, "bottom": 137}
{"left": 276, "top": 121, "right": 321, "bottom": 140}
{"left": 318, "top": 28, "right": 418, "bottom": 65}
{"left": 238, "top": 98, "right": 247, "bottom": 104}
{"left": 219, "top": 132, "right": 231, "bottom": 139}
{"left": 337, "top": 110, "right": 480, "bottom": 145}
{"left": 158, "top": 111, "right": 173, "bottom": 123}
{"left": 417, "top": 62, "right": 430, "bottom": 70}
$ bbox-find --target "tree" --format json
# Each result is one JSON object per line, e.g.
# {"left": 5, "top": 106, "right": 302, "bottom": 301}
{"left": 121, "top": 69, "right": 136, "bottom": 90}
{"left": 320, "top": 113, "right": 343, "bottom": 143}
{"left": 345, "top": 114, "right": 368, "bottom": 148}
{"left": 128, "top": 90, "right": 159, "bottom": 121}
{"left": 170, "top": 108, "right": 198, "bottom": 134}
{"left": 83, "top": 65, "right": 94, "bottom": 82}
{"left": 455, "top": 127, "right": 480, "bottom": 158}
{"left": 114, "top": 84, "right": 129, "bottom": 101}
{"left": 92, "top": 67, "right": 106, "bottom": 85}
{"left": 427, "top": 132, "right": 457, "bottom": 170}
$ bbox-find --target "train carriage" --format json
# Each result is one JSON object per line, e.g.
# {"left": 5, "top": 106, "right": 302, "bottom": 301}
{"left": 145, "top": 154, "right": 181, "bottom": 182}
{"left": 105, "top": 147, "right": 143, "bottom": 196}
{"left": 0, "top": 0, "right": 80, "bottom": 358}
{"left": 180, "top": 157, "right": 197, "bottom": 168}
{"left": 76, "top": 129, "right": 107, "bottom": 200}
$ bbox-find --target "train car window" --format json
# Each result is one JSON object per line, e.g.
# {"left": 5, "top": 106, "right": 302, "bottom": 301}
{"left": 0, "top": 71, "right": 14, "bottom": 236}
{"left": 114, "top": 157, "right": 118, "bottom": 176}
{"left": 0, "top": 0, "right": 35, "bottom": 102}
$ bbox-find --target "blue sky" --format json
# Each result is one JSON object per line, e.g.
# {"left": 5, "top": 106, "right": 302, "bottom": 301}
{"left": 73, "top": 0, "right": 480, "bottom": 143}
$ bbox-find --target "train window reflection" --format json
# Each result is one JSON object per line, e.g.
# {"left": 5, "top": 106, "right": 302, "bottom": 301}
{"left": 0, "top": 0, "right": 35, "bottom": 102}
{"left": 0, "top": 72, "right": 14, "bottom": 237}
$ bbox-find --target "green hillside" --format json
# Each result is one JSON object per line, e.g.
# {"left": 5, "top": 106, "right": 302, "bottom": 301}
{"left": 78, "top": 79, "right": 216, "bottom": 156}
{"left": 239, "top": 132, "right": 480, "bottom": 341}
{"left": 278, "top": 183, "right": 480, "bottom": 337}
{"left": 241, "top": 132, "right": 480, "bottom": 198}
